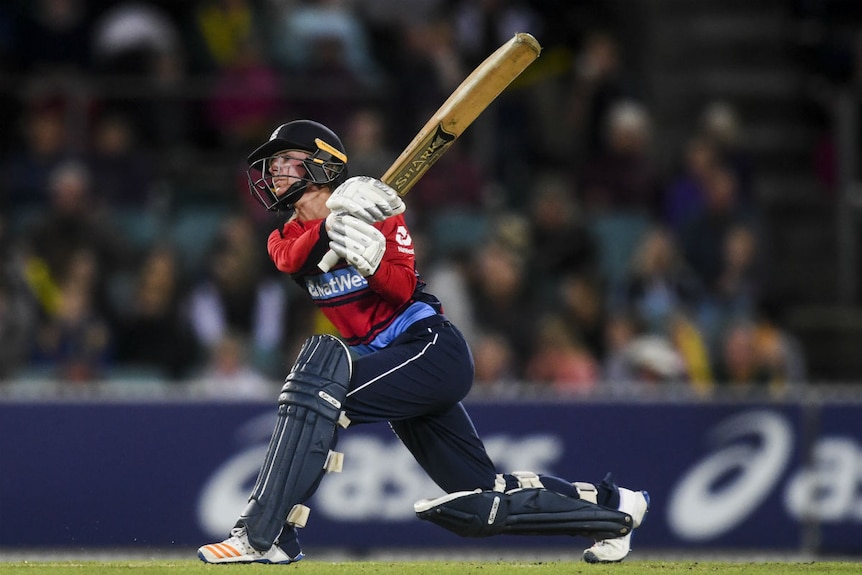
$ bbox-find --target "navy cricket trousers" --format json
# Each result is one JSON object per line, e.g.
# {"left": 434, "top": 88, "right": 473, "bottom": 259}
{"left": 343, "top": 314, "right": 499, "bottom": 494}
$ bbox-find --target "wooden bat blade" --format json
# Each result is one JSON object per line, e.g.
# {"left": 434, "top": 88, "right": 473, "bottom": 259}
{"left": 318, "top": 32, "right": 542, "bottom": 272}
{"left": 382, "top": 32, "right": 542, "bottom": 196}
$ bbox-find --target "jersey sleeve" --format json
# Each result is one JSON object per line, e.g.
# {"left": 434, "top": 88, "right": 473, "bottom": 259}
{"left": 366, "top": 215, "right": 417, "bottom": 304}
{"left": 267, "top": 218, "right": 330, "bottom": 274}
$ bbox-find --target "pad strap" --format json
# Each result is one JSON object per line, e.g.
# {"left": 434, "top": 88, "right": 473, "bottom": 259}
{"left": 574, "top": 481, "right": 598, "bottom": 504}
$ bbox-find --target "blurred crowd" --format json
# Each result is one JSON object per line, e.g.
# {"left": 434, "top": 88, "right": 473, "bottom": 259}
{"left": 0, "top": 0, "right": 813, "bottom": 398}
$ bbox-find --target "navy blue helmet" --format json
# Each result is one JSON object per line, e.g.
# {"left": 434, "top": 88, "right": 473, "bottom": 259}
{"left": 246, "top": 120, "right": 348, "bottom": 212}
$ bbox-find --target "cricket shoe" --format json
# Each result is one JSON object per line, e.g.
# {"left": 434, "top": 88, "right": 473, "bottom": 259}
{"left": 583, "top": 487, "right": 650, "bottom": 563}
{"left": 197, "top": 526, "right": 304, "bottom": 564}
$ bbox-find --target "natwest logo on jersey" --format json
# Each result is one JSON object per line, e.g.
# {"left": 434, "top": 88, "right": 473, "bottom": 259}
{"left": 306, "top": 268, "right": 367, "bottom": 300}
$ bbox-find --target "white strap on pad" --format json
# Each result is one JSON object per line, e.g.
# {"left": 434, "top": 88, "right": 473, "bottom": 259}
{"left": 573, "top": 481, "right": 598, "bottom": 504}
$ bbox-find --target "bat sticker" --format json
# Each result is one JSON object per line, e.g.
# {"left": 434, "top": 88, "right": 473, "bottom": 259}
{"left": 392, "top": 124, "right": 456, "bottom": 191}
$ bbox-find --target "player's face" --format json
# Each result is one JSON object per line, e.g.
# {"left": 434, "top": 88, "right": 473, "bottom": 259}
{"left": 268, "top": 150, "right": 309, "bottom": 196}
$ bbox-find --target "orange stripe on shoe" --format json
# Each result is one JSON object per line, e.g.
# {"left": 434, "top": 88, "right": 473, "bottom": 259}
{"left": 212, "top": 544, "right": 235, "bottom": 559}
{"left": 218, "top": 543, "right": 241, "bottom": 557}
{"left": 203, "top": 545, "right": 225, "bottom": 559}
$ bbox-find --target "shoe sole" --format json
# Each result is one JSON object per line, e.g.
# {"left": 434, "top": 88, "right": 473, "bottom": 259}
{"left": 197, "top": 549, "right": 303, "bottom": 565}
{"left": 583, "top": 491, "right": 650, "bottom": 564}
{"left": 583, "top": 549, "right": 624, "bottom": 564}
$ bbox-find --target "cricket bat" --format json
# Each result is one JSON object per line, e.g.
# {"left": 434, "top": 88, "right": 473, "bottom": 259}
{"left": 318, "top": 32, "right": 542, "bottom": 271}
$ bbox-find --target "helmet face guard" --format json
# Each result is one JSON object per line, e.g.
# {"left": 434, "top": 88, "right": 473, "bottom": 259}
{"left": 246, "top": 121, "right": 348, "bottom": 213}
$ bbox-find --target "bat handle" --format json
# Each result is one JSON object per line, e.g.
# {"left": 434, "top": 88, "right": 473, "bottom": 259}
{"left": 318, "top": 249, "right": 340, "bottom": 272}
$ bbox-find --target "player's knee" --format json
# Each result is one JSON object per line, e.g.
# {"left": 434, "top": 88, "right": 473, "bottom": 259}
{"left": 278, "top": 334, "right": 352, "bottom": 420}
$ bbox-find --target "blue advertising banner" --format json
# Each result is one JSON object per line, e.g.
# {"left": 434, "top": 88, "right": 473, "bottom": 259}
{"left": 1, "top": 398, "right": 859, "bottom": 554}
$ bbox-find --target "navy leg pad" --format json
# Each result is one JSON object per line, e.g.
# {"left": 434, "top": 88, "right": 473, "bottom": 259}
{"left": 239, "top": 334, "right": 352, "bottom": 551}
{"left": 415, "top": 488, "right": 633, "bottom": 540}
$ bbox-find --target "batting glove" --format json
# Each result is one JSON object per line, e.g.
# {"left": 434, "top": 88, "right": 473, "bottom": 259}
{"left": 326, "top": 213, "right": 386, "bottom": 277}
{"left": 326, "top": 176, "right": 405, "bottom": 224}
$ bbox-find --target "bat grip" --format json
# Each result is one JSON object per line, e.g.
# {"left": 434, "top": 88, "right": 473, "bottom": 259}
{"left": 318, "top": 249, "right": 340, "bottom": 272}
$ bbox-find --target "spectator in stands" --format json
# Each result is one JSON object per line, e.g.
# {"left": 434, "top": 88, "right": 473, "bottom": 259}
{"left": 677, "top": 163, "right": 758, "bottom": 297}
{"left": 470, "top": 330, "right": 519, "bottom": 393}
{"left": 467, "top": 240, "right": 536, "bottom": 379}
{"left": 87, "top": 111, "right": 158, "bottom": 209}
{"left": 91, "top": 1, "right": 181, "bottom": 76}
{"left": 91, "top": 1, "right": 197, "bottom": 151}
{"left": 29, "top": 249, "right": 113, "bottom": 383}
{"left": 524, "top": 314, "right": 600, "bottom": 395}
{"left": 714, "top": 225, "right": 761, "bottom": 314}
{"left": 191, "top": 331, "right": 276, "bottom": 399}
{"left": 714, "top": 313, "right": 806, "bottom": 393}
{"left": 566, "top": 30, "right": 638, "bottom": 166}
{"left": 663, "top": 134, "right": 720, "bottom": 235}
{"left": 601, "top": 309, "right": 687, "bottom": 388}
{"left": 713, "top": 319, "right": 774, "bottom": 388}
{"left": 111, "top": 244, "right": 201, "bottom": 381}
{"left": 696, "top": 223, "right": 762, "bottom": 356}
{"left": 206, "top": 35, "right": 284, "bottom": 151}
{"left": 527, "top": 172, "right": 598, "bottom": 303}
{"left": 270, "top": 0, "right": 382, "bottom": 86}
{"left": 186, "top": 215, "right": 288, "bottom": 378}
{"left": 268, "top": 0, "right": 381, "bottom": 129}
{"left": 555, "top": 272, "right": 606, "bottom": 361}
{"left": 2, "top": 102, "right": 75, "bottom": 211}
{"left": 699, "top": 101, "right": 755, "bottom": 205}
{"left": 613, "top": 226, "right": 703, "bottom": 337}
{"left": 579, "top": 99, "right": 662, "bottom": 217}
{"left": 20, "top": 160, "right": 131, "bottom": 321}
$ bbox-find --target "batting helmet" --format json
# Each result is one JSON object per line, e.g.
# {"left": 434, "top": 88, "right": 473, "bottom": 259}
{"left": 246, "top": 120, "right": 348, "bottom": 212}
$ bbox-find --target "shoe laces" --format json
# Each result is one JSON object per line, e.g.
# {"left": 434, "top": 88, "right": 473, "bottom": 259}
{"left": 226, "top": 526, "right": 256, "bottom": 554}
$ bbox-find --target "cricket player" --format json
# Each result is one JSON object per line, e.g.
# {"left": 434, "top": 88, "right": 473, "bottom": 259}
{"left": 197, "top": 119, "right": 649, "bottom": 565}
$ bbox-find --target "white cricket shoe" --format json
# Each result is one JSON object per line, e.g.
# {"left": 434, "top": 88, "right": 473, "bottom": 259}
{"left": 197, "top": 526, "right": 304, "bottom": 564}
{"left": 583, "top": 487, "right": 650, "bottom": 564}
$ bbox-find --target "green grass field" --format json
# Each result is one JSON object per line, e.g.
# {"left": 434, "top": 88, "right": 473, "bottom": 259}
{"left": 0, "top": 561, "right": 859, "bottom": 575}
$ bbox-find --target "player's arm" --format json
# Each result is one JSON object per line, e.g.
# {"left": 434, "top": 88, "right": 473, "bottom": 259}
{"left": 268, "top": 219, "right": 331, "bottom": 274}
{"left": 366, "top": 215, "right": 417, "bottom": 303}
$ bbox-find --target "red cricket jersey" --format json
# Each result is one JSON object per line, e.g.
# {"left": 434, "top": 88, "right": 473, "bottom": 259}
{"left": 267, "top": 214, "right": 426, "bottom": 346}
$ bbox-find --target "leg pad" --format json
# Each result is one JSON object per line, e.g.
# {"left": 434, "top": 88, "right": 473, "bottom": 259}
{"left": 239, "top": 334, "right": 352, "bottom": 550}
{"left": 415, "top": 488, "right": 632, "bottom": 540}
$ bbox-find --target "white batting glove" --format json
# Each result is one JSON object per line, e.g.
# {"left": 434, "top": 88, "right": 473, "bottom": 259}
{"left": 326, "top": 213, "right": 386, "bottom": 277}
{"left": 326, "top": 176, "right": 405, "bottom": 224}
{"left": 324, "top": 211, "right": 344, "bottom": 236}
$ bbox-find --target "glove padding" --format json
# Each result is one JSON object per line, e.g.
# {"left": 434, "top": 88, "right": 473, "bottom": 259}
{"left": 325, "top": 213, "right": 386, "bottom": 277}
{"left": 326, "top": 176, "right": 405, "bottom": 224}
